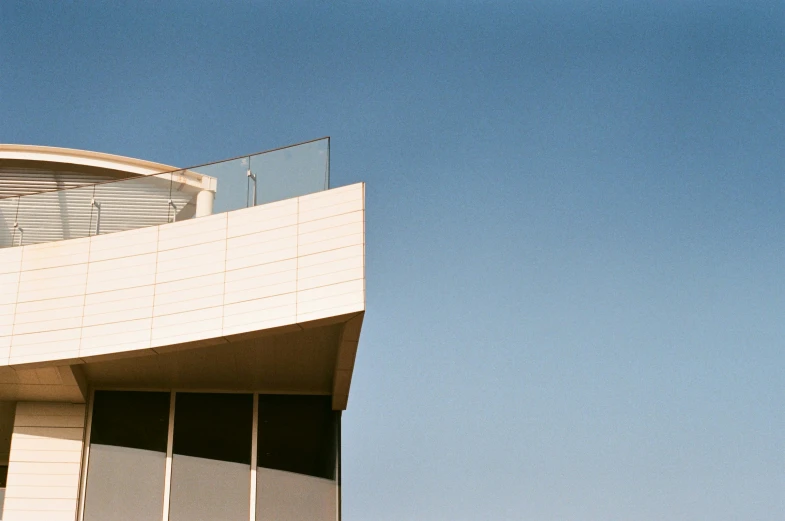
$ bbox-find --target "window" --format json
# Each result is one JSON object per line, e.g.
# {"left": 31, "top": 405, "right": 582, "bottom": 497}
{"left": 168, "top": 393, "right": 253, "bottom": 521}
{"left": 257, "top": 395, "right": 336, "bottom": 479}
{"left": 0, "top": 464, "right": 7, "bottom": 520}
{"left": 0, "top": 400, "right": 15, "bottom": 520}
{"left": 256, "top": 395, "right": 338, "bottom": 521}
{"left": 82, "top": 391, "right": 170, "bottom": 521}
{"left": 80, "top": 391, "right": 339, "bottom": 521}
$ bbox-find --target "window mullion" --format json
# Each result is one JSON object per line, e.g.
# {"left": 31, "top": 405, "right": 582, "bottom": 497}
{"left": 76, "top": 389, "right": 95, "bottom": 521}
{"left": 250, "top": 393, "right": 258, "bottom": 521}
{"left": 161, "top": 391, "right": 176, "bottom": 521}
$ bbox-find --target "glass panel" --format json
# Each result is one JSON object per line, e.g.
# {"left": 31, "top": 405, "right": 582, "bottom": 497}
{"left": 14, "top": 184, "right": 95, "bottom": 245}
{"left": 83, "top": 391, "right": 170, "bottom": 521}
{"left": 0, "top": 197, "right": 19, "bottom": 248}
{"left": 250, "top": 138, "right": 329, "bottom": 205}
{"left": 188, "top": 157, "right": 248, "bottom": 215}
{"left": 1, "top": 138, "right": 331, "bottom": 247}
{"left": 169, "top": 393, "right": 253, "bottom": 521}
{"left": 256, "top": 395, "right": 337, "bottom": 521}
{"left": 90, "top": 173, "right": 175, "bottom": 236}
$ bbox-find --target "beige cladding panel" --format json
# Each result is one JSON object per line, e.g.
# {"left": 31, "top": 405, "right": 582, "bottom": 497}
{"left": 3, "top": 402, "right": 85, "bottom": 521}
{"left": 0, "top": 183, "right": 365, "bottom": 367}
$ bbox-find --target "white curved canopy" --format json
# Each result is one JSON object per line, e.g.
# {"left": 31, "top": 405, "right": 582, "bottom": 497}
{"left": 0, "top": 145, "right": 217, "bottom": 247}
{"left": 0, "top": 144, "right": 216, "bottom": 193}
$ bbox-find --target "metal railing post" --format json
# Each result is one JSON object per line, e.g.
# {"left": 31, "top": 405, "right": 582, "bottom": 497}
{"left": 91, "top": 199, "right": 101, "bottom": 236}
{"left": 13, "top": 222, "right": 22, "bottom": 247}
{"left": 247, "top": 167, "right": 257, "bottom": 207}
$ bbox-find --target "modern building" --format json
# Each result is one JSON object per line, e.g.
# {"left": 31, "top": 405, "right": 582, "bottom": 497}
{"left": 0, "top": 138, "right": 365, "bottom": 521}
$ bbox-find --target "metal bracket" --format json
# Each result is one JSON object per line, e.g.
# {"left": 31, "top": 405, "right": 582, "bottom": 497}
{"left": 247, "top": 168, "right": 257, "bottom": 207}
{"left": 91, "top": 199, "right": 101, "bottom": 235}
{"left": 168, "top": 199, "right": 177, "bottom": 222}
{"left": 12, "top": 222, "right": 22, "bottom": 247}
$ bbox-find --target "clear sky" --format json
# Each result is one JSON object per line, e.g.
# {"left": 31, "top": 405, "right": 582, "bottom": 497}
{"left": 2, "top": 2, "right": 783, "bottom": 520}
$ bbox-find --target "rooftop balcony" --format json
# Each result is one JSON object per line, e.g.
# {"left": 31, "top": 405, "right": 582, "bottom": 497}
{"left": 0, "top": 138, "right": 330, "bottom": 247}
{"left": 0, "top": 138, "right": 364, "bottom": 410}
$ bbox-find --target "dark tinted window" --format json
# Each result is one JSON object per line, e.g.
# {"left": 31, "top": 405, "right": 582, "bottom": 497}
{"left": 84, "top": 391, "right": 170, "bottom": 521}
{"left": 90, "top": 391, "right": 170, "bottom": 451}
{"left": 0, "top": 465, "right": 7, "bottom": 487}
{"left": 257, "top": 395, "right": 336, "bottom": 480}
{"left": 169, "top": 393, "right": 253, "bottom": 521}
{"left": 172, "top": 393, "right": 253, "bottom": 464}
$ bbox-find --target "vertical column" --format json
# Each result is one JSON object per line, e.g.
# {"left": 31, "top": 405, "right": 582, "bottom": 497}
{"left": 3, "top": 402, "right": 86, "bottom": 521}
{"left": 194, "top": 190, "right": 215, "bottom": 217}
{"left": 76, "top": 392, "right": 95, "bottom": 521}
{"left": 250, "top": 394, "right": 259, "bottom": 521}
{"left": 161, "top": 391, "right": 176, "bottom": 521}
{"left": 336, "top": 411, "right": 341, "bottom": 521}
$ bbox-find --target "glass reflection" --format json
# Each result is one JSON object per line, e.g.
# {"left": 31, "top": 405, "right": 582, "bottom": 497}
{"left": 83, "top": 391, "right": 170, "bottom": 521}
{"left": 168, "top": 392, "right": 253, "bottom": 521}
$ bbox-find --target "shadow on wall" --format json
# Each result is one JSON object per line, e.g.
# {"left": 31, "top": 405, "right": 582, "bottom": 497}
{"left": 0, "top": 198, "right": 18, "bottom": 248}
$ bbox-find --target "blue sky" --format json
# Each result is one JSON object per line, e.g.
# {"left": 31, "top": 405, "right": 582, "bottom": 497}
{"left": 2, "top": 2, "right": 783, "bottom": 519}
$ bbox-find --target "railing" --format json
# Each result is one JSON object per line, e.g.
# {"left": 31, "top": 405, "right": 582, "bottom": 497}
{"left": 0, "top": 137, "right": 329, "bottom": 248}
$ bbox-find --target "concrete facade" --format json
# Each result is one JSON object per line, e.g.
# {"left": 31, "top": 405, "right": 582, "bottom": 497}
{"left": 5, "top": 402, "right": 85, "bottom": 521}
{"left": 0, "top": 144, "right": 364, "bottom": 520}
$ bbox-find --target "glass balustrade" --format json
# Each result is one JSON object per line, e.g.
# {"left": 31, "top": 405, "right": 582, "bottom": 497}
{"left": 14, "top": 184, "right": 96, "bottom": 245}
{"left": 189, "top": 157, "right": 248, "bottom": 216}
{"left": 250, "top": 137, "right": 329, "bottom": 205}
{"left": 90, "top": 173, "right": 175, "bottom": 236}
{"left": 0, "top": 137, "right": 330, "bottom": 248}
{"left": 0, "top": 196, "right": 19, "bottom": 248}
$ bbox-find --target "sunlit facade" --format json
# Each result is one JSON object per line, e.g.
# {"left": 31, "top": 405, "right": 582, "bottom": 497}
{"left": 0, "top": 140, "right": 365, "bottom": 521}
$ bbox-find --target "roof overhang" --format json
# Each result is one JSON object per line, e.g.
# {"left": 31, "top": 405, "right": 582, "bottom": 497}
{"left": 0, "top": 311, "right": 363, "bottom": 410}
{"left": 0, "top": 183, "right": 366, "bottom": 410}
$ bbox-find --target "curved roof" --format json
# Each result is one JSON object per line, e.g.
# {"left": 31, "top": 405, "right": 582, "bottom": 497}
{"left": 0, "top": 145, "right": 217, "bottom": 247}
{"left": 0, "top": 144, "right": 216, "bottom": 195}
{"left": 0, "top": 144, "right": 182, "bottom": 177}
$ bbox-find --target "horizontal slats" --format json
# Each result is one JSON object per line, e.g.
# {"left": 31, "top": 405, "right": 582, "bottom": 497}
{"left": 3, "top": 401, "right": 85, "bottom": 521}
{"left": 0, "top": 166, "right": 134, "bottom": 198}
{"left": 1, "top": 173, "right": 194, "bottom": 247}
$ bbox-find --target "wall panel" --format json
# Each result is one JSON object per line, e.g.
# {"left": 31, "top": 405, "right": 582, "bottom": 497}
{"left": 0, "top": 183, "right": 365, "bottom": 366}
{"left": 3, "top": 402, "right": 85, "bottom": 521}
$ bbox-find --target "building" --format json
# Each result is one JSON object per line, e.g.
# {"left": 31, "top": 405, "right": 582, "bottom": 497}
{"left": 0, "top": 138, "right": 365, "bottom": 521}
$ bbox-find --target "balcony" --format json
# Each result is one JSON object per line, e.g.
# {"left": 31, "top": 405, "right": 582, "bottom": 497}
{"left": 0, "top": 138, "right": 364, "bottom": 411}
{"left": 0, "top": 138, "right": 330, "bottom": 247}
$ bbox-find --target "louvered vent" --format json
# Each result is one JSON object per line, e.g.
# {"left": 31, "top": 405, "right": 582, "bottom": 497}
{"left": 0, "top": 165, "right": 136, "bottom": 198}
